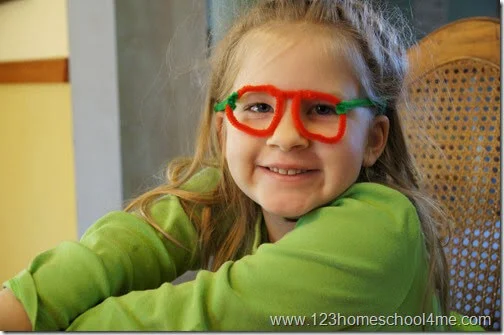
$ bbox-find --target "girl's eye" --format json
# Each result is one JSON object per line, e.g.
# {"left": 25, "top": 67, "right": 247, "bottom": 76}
{"left": 249, "top": 103, "right": 273, "bottom": 113}
{"left": 310, "top": 104, "right": 336, "bottom": 116}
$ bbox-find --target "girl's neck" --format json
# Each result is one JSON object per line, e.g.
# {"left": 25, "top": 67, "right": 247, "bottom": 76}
{"left": 261, "top": 209, "right": 297, "bottom": 243}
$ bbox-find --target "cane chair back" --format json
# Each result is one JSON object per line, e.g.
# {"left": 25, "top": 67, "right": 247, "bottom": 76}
{"left": 397, "top": 17, "right": 501, "bottom": 330}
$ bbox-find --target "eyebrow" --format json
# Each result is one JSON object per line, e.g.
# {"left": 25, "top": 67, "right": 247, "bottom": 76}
{"left": 328, "top": 90, "right": 353, "bottom": 99}
{"left": 297, "top": 88, "right": 350, "bottom": 99}
{"left": 282, "top": 89, "right": 350, "bottom": 98}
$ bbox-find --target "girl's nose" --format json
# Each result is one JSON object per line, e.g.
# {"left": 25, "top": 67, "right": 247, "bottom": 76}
{"left": 266, "top": 100, "right": 309, "bottom": 151}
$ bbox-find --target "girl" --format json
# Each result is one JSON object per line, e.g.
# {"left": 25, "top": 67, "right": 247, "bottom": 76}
{"left": 1, "top": 0, "right": 462, "bottom": 331}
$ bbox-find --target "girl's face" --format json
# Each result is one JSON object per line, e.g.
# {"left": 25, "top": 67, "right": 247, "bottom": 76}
{"left": 217, "top": 26, "right": 388, "bottom": 223}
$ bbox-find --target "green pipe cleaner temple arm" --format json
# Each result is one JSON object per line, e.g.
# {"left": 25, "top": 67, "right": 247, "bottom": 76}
{"left": 214, "top": 92, "right": 238, "bottom": 112}
{"left": 336, "top": 98, "right": 387, "bottom": 115}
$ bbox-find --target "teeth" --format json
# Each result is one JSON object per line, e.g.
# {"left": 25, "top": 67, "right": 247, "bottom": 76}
{"left": 268, "top": 167, "right": 307, "bottom": 175}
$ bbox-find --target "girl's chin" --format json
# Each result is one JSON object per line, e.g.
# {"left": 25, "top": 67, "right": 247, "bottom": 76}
{"left": 261, "top": 204, "right": 313, "bottom": 221}
{"left": 254, "top": 192, "right": 323, "bottom": 220}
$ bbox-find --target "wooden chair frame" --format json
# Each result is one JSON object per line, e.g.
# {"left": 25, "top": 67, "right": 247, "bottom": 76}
{"left": 401, "top": 17, "right": 501, "bottom": 330}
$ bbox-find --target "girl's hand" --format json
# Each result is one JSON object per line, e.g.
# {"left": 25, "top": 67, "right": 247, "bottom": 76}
{"left": 0, "top": 288, "right": 32, "bottom": 331}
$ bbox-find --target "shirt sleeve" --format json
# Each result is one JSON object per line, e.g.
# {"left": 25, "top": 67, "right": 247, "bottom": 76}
{"left": 3, "top": 195, "right": 200, "bottom": 331}
{"left": 66, "top": 183, "right": 430, "bottom": 331}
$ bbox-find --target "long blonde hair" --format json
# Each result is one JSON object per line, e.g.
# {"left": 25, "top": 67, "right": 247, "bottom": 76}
{"left": 125, "top": 0, "right": 450, "bottom": 315}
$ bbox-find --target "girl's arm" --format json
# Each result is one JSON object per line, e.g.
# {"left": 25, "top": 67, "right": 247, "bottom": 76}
{"left": 2, "top": 195, "right": 200, "bottom": 331}
{"left": 66, "top": 183, "right": 433, "bottom": 331}
{"left": 0, "top": 289, "right": 31, "bottom": 331}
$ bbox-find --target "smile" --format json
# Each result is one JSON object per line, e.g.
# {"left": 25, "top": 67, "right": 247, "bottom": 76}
{"left": 267, "top": 167, "right": 308, "bottom": 175}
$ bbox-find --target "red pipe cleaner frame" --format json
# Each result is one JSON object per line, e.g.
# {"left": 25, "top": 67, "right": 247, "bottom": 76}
{"left": 224, "top": 84, "right": 347, "bottom": 144}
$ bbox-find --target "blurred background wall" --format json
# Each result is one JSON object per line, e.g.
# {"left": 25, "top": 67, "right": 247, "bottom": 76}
{"left": 115, "top": 0, "right": 207, "bottom": 206}
{"left": 0, "top": 0, "right": 499, "bottom": 283}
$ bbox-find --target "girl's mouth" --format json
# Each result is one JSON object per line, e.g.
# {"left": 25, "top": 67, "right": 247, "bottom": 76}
{"left": 267, "top": 167, "right": 308, "bottom": 175}
{"left": 259, "top": 166, "right": 318, "bottom": 178}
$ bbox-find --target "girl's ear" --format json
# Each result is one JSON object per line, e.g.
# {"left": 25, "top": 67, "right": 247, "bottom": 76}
{"left": 363, "top": 115, "right": 389, "bottom": 167}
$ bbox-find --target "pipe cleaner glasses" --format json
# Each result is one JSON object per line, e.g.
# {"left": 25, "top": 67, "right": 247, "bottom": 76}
{"left": 214, "top": 85, "right": 385, "bottom": 144}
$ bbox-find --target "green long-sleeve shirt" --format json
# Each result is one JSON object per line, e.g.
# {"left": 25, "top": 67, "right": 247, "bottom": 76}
{"left": 5, "top": 168, "right": 453, "bottom": 331}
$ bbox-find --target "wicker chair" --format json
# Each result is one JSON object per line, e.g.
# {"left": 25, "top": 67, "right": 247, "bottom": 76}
{"left": 398, "top": 17, "right": 501, "bottom": 330}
